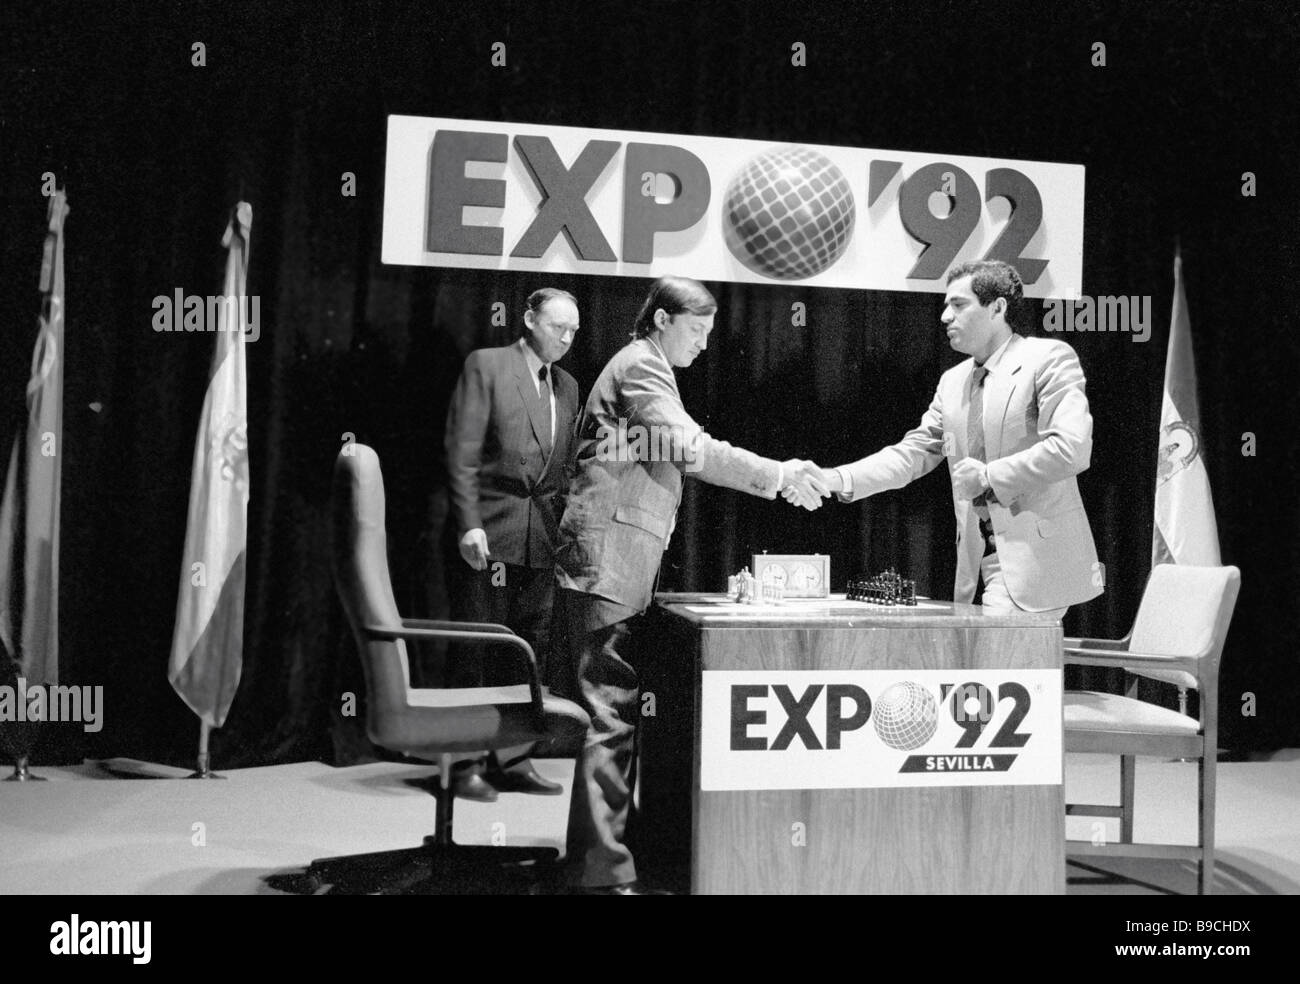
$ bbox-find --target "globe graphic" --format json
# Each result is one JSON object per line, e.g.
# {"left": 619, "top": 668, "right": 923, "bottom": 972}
{"left": 873, "top": 681, "right": 939, "bottom": 751}
{"left": 722, "top": 146, "right": 856, "bottom": 280}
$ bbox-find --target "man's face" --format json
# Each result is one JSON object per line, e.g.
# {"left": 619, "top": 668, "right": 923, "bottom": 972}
{"left": 657, "top": 310, "right": 713, "bottom": 367}
{"left": 941, "top": 275, "right": 1003, "bottom": 357}
{"left": 525, "top": 297, "right": 579, "bottom": 363}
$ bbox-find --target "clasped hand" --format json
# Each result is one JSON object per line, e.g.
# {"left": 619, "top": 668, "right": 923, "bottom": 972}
{"left": 950, "top": 457, "right": 988, "bottom": 501}
{"left": 779, "top": 459, "right": 832, "bottom": 511}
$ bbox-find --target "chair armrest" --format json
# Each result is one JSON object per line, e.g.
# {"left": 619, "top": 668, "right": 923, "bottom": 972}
{"left": 400, "top": 618, "right": 513, "bottom": 635}
{"left": 363, "top": 623, "right": 543, "bottom": 707}
{"left": 1062, "top": 636, "right": 1126, "bottom": 651}
{"left": 1063, "top": 646, "right": 1200, "bottom": 674}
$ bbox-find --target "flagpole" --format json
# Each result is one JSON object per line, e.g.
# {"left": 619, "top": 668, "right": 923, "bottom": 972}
{"left": 187, "top": 719, "right": 225, "bottom": 779}
{"left": 1, "top": 189, "right": 70, "bottom": 783}
{"left": 5, "top": 754, "right": 48, "bottom": 782}
{"left": 169, "top": 201, "right": 251, "bottom": 777}
{"left": 1157, "top": 240, "right": 1219, "bottom": 763}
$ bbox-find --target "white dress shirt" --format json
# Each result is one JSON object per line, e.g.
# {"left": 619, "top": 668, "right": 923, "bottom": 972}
{"left": 519, "top": 337, "right": 555, "bottom": 445}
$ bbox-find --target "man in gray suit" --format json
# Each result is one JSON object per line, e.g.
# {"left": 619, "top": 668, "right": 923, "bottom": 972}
{"left": 825, "top": 260, "right": 1102, "bottom": 616}
{"left": 445, "top": 287, "right": 582, "bottom": 799}
{"left": 556, "top": 276, "right": 826, "bottom": 893}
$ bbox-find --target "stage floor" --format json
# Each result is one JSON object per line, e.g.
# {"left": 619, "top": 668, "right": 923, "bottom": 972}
{"left": 1, "top": 753, "right": 1297, "bottom": 894}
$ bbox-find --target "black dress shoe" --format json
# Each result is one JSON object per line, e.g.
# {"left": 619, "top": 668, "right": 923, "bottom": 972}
{"left": 488, "top": 760, "right": 564, "bottom": 795}
{"left": 452, "top": 771, "right": 499, "bottom": 802}
{"left": 577, "top": 881, "right": 673, "bottom": 895}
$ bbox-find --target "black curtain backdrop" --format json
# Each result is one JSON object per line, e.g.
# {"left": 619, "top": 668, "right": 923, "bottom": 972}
{"left": 0, "top": 0, "right": 1296, "bottom": 767}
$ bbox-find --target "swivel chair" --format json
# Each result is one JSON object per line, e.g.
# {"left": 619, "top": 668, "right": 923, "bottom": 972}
{"left": 307, "top": 444, "right": 589, "bottom": 893}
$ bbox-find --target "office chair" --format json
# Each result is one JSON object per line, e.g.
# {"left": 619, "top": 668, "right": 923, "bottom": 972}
{"left": 1063, "top": 563, "right": 1241, "bottom": 895}
{"left": 307, "top": 444, "right": 589, "bottom": 893}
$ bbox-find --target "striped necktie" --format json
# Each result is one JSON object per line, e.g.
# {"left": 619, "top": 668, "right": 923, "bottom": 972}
{"left": 968, "top": 364, "right": 989, "bottom": 507}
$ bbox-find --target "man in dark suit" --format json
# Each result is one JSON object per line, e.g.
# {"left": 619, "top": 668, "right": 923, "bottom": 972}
{"left": 444, "top": 287, "right": 581, "bottom": 799}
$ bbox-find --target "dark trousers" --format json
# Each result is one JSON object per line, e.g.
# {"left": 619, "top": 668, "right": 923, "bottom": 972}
{"left": 563, "top": 594, "right": 641, "bottom": 887}
{"left": 450, "top": 562, "right": 556, "bottom": 769}
{"left": 451, "top": 562, "right": 555, "bottom": 687}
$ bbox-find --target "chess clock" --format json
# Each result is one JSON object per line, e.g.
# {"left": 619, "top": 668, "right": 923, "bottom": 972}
{"left": 752, "top": 553, "right": 830, "bottom": 599}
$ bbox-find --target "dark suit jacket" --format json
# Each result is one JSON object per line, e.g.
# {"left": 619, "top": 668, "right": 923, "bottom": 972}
{"left": 445, "top": 341, "right": 579, "bottom": 569}
{"left": 556, "top": 336, "right": 781, "bottom": 613}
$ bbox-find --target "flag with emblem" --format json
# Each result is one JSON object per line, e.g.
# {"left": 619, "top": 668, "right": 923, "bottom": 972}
{"left": 0, "top": 190, "right": 69, "bottom": 686}
{"left": 1152, "top": 250, "right": 1221, "bottom": 566}
{"left": 168, "top": 203, "right": 252, "bottom": 727}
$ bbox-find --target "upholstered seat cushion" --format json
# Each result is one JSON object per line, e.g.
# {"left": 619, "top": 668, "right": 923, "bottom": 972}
{"left": 407, "top": 684, "right": 531, "bottom": 708}
{"left": 371, "top": 690, "right": 591, "bottom": 759}
{"left": 1065, "top": 690, "right": 1200, "bottom": 735}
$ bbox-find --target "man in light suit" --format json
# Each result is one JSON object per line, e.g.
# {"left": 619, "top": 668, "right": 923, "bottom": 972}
{"left": 444, "top": 287, "right": 582, "bottom": 799}
{"left": 556, "top": 276, "right": 827, "bottom": 894}
{"left": 825, "top": 260, "right": 1102, "bottom": 616}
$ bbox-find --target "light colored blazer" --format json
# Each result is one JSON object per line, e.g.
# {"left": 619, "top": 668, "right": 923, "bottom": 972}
{"left": 557, "top": 336, "right": 780, "bottom": 613}
{"left": 842, "top": 333, "right": 1102, "bottom": 612}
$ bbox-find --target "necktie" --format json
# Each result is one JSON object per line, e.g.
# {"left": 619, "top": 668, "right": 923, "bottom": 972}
{"left": 536, "top": 365, "right": 553, "bottom": 456}
{"left": 967, "top": 365, "right": 989, "bottom": 507}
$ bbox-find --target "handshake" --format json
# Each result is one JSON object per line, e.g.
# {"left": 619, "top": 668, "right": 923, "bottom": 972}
{"left": 779, "top": 459, "right": 841, "bottom": 511}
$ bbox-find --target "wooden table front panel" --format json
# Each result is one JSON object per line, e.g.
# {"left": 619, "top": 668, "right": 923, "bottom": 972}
{"left": 688, "top": 621, "right": 1064, "bottom": 895}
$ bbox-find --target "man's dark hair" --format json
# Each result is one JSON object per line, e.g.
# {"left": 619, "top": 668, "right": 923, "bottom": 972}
{"left": 630, "top": 276, "right": 717, "bottom": 339}
{"left": 521, "top": 287, "right": 577, "bottom": 335}
{"left": 946, "top": 260, "right": 1026, "bottom": 331}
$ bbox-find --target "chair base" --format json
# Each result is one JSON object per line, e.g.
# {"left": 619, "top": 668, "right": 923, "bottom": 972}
{"left": 305, "top": 838, "right": 560, "bottom": 895}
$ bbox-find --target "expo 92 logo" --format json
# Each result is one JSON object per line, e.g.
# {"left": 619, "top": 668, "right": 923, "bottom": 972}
{"left": 415, "top": 127, "right": 1053, "bottom": 285}
{"left": 873, "top": 681, "right": 939, "bottom": 750}
{"left": 873, "top": 680, "right": 1032, "bottom": 752}
{"left": 722, "top": 146, "right": 856, "bottom": 280}
{"left": 731, "top": 678, "right": 1033, "bottom": 768}
{"left": 720, "top": 146, "right": 1049, "bottom": 284}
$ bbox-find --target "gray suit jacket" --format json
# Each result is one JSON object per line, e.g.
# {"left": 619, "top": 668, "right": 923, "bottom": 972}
{"left": 557, "top": 336, "right": 781, "bottom": 613}
{"left": 842, "top": 333, "right": 1103, "bottom": 612}
{"left": 445, "top": 342, "right": 579, "bottom": 569}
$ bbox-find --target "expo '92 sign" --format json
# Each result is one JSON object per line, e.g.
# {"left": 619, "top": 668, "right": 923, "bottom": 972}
{"left": 382, "top": 115, "right": 1084, "bottom": 296}
{"left": 700, "top": 669, "right": 1062, "bottom": 790}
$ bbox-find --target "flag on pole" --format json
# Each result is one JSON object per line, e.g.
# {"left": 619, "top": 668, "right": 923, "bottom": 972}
{"left": 0, "top": 190, "right": 69, "bottom": 686}
{"left": 1153, "top": 250, "right": 1221, "bottom": 566}
{"left": 168, "top": 202, "right": 252, "bottom": 728}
